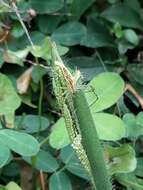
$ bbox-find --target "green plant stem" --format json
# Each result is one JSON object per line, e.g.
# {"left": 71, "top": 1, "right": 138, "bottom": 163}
{"left": 73, "top": 90, "right": 112, "bottom": 190}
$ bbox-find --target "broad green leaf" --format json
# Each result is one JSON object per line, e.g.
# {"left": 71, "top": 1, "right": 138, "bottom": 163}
{"left": 30, "top": 0, "right": 64, "bottom": 14}
{"left": 116, "top": 173, "right": 143, "bottom": 189}
{"left": 60, "top": 146, "right": 89, "bottom": 180}
{"left": 52, "top": 22, "right": 86, "bottom": 46}
{"left": 0, "top": 73, "right": 21, "bottom": 115}
{"left": 15, "top": 115, "right": 50, "bottom": 133}
{"left": 49, "top": 118, "right": 70, "bottom": 149}
{"left": 71, "top": 0, "right": 96, "bottom": 20}
{"left": 124, "top": 0, "right": 141, "bottom": 11}
{"left": 0, "top": 145, "right": 10, "bottom": 168}
{"left": 0, "top": 129, "right": 39, "bottom": 156}
{"left": 107, "top": 144, "right": 136, "bottom": 175}
{"left": 127, "top": 64, "right": 143, "bottom": 85}
{"left": 94, "top": 113, "right": 125, "bottom": 141}
{"left": 49, "top": 171, "right": 72, "bottom": 190}
{"left": 85, "top": 72, "right": 125, "bottom": 112}
{"left": 81, "top": 16, "right": 114, "bottom": 48}
{"left": 38, "top": 15, "right": 62, "bottom": 34}
{"left": 23, "top": 150, "right": 59, "bottom": 172}
{"left": 124, "top": 29, "right": 139, "bottom": 46}
{"left": 6, "top": 182, "right": 22, "bottom": 190}
{"left": 3, "top": 49, "right": 29, "bottom": 66}
{"left": 101, "top": 3, "right": 143, "bottom": 30}
{"left": 123, "top": 113, "right": 143, "bottom": 138}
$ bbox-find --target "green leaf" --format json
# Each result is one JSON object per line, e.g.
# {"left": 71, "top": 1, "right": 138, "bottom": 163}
{"left": 81, "top": 16, "right": 114, "bottom": 48}
{"left": 51, "top": 22, "right": 86, "bottom": 46}
{"left": 0, "top": 129, "right": 39, "bottom": 156}
{"left": 71, "top": 0, "right": 96, "bottom": 20}
{"left": 0, "top": 145, "right": 10, "bottom": 168}
{"left": 23, "top": 150, "right": 59, "bottom": 172}
{"left": 124, "top": 29, "right": 139, "bottom": 46}
{"left": 116, "top": 173, "right": 143, "bottom": 189}
{"left": 85, "top": 72, "right": 125, "bottom": 112}
{"left": 127, "top": 64, "right": 143, "bottom": 85}
{"left": 3, "top": 49, "right": 29, "bottom": 66}
{"left": 123, "top": 113, "right": 143, "bottom": 138}
{"left": 32, "top": 65, "right": 47, "bottom": 84}
{"left": 107, "top": 144, "right": 137, "bottom": 175}
{"left": 0, "top": 73, "right": 21, "bottom": 115}
{"left": 136, "top": 112, "right": 143, "bottom": 125}
{"left": 30, "top": 0, "right": 64, "bottom": 14}
{"left": 6, "top": 182, "right": 22, "bottom": 190}
{"left": 101, "top": 3, "right": 143, "bottom": 30}
{"left": 49, "top": 171, "right": 72, "bottom": 190}
{"left": 60, "top": 146, "right": 89, "bottom": 180}
{"left": 15, "top": 115, "right": 50, "bottom": 133}
{"left": 124, "top": 0, "right": 141, "bottom": 11}
{"left": 94, "top": 113, "right": 125, "bottom": 141}
{"left": 38, "top": 15, "right": 62, "bottom": 34}
{"left": 49, "top": 118, "right": 70, "bottom": 149}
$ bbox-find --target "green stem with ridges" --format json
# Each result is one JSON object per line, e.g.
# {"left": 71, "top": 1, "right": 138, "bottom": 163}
{"left": 73, "top": 90, "right": 112, "bottom": 190}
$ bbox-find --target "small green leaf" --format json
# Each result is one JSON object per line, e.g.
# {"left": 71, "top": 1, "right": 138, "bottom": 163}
{"left": 3, "top": 49, "right": 29, "bottom": 66}
{"left": 52, "top": 22, "right": 86, "bottom": 46}
{"left": 107, "top": 144, "right": 137, "bottom": 175}
{"left": 0, "top": 73, "right": 21, "bottom": 115}
{"left": 15, "top": 115, "right": 50, "bottom": 133}
{"left": 49, "top": 118, "right": 70, "bottom": 149}
{"left": 123, "top": 113, "right": 143, "bottom": 138}
{"left": 71, "top": 0, "right": 96, "bottom": 20}
{"left": 81, "top": 17, "right": 114, "bottom": 48}
{"left": 6, "top": 182, "right": 22, "bottom": 190}
{"left": 30, "top": 0, "right": 64, "bottom": 14}
{"left": 124, "top": 29, "right": 139, "bottom": 46}
{"left": 38, "top": 15, "right": 62, "bottom": 34}
{"left": 116, "top": 173, "right": 143, "bottom": 189}
{"left": 32, "top": 65, "right": 47, "bottom": 84}
{"left": 127, "top": 64, "right": 143, "bottom": 85}
{"left": 102, "top": 3, "right": 143, "bottom": 30}
{"left": 85, "top": 72, "right": 125, "bottom": 112}
{"left": 0, "top": 129, "right": 39, "bottom": 156}
{"left": 0, "top": 145, "right": 10, "bottom": 168}
{"left": 94, "top": 113, "right": 125, "bottom": 141}
{"left": 23, "top": 150, "right": 59, "bottom": 172}
{"left": 49, "top": 171, "right": 72, "bottom": 190}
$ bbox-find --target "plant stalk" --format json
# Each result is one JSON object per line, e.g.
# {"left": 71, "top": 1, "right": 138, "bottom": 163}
{"left": 73, "top": 90, "right": 112, "bottom": 190}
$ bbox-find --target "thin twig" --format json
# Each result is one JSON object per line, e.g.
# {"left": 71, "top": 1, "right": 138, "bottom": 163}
{"left": 10, "top": 1, "right": 34, "bottom": 48}
{"left": 39, "top": 170, "right": 46, "bottom": 190}
{"left": 125, "top": 83, "right": 143, "bottom": 109}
